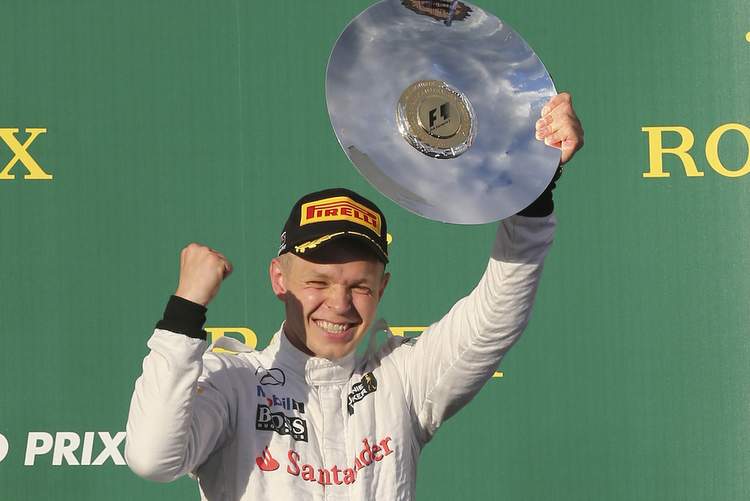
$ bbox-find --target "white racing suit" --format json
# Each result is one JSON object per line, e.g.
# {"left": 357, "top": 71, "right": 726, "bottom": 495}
{"left": 125, "top": 214, "right": 556, "bottom": 500}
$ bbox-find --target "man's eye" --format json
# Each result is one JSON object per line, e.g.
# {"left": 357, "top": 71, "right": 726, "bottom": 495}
{"left": 352, "top": 286, "right": 372, "bottom": 295}
{"left": 305, "top": 281, "right": 327, "bottom": 288}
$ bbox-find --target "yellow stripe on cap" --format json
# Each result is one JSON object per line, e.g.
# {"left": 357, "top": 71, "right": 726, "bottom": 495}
{"left": 294, "top": 231, "right": 386, "bottom": 258}
{"left": 294, "top": 232, "right": 346, "bottom": 254}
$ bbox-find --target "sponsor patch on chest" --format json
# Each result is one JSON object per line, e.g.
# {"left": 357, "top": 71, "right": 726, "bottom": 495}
{"left": 257, "top": 386, "right": 305, "bottom": 413}
{"left": 347, "top": 372, "right": 377, "bottom": 415}
{"left": 255, "top": 404, "right": 308, "bottom": 442}
{"left": 254, "top": 436, "right": 395, "bottom": 486}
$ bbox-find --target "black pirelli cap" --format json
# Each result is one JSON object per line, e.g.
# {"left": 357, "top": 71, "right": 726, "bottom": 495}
{"left": 278, "top": 188, "right": 388, "bottom": 264}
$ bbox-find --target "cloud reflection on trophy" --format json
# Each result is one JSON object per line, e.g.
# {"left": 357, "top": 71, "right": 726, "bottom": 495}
{"left": 326, "top": 0, "right": 560, "bottom": 224}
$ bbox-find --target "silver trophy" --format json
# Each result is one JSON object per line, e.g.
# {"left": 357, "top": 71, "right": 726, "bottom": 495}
{"left": 326, "top": 0, "right": 560, "bottom": 223}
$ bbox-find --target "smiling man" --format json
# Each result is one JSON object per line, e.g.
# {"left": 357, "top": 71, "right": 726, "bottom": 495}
{"left": 125, "top": 94, "right": 583, "bottom": 500}
{"left": 269, "top": 192, "right": 391, "bottom": 361}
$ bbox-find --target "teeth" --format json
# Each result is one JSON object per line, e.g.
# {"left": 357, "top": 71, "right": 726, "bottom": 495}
{"left": 315, "top": 320, "right": 350, "bottom": 333}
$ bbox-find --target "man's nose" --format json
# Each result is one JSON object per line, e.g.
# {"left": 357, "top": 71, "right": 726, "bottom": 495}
{"left": 325, "top": 285, "right": 352, "bottom": 313}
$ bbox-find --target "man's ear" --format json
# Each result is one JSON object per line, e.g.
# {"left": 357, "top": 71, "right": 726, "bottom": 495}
{"left": 269, "top": 258, "right": 287, "bottom": 300}
{"left": 378, "top": 271, "right": 391, "bottom": 301}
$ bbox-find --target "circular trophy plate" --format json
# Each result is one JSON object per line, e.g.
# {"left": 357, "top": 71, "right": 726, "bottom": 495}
{"left": 326, "top": 0, "right": 559, "bottom": 224}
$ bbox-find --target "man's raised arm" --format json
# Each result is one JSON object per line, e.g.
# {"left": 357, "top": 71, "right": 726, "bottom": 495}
{"left": 391, "top": 93, "right": 582, "bottom": 443}
{"left": 125, "top": 244, "right": 234, "bottom": 481}
{"left": 393, "top": 212, "right": 556, "bottom": 443}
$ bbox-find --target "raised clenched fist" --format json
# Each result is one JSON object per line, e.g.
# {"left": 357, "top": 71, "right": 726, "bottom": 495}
{"left": 174, "top": 243, "right": 233, "bottom": 306}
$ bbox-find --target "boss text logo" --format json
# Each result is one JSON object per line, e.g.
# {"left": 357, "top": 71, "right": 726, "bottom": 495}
{"left": 255, "top": 405, "right": 308, "bottom": 442}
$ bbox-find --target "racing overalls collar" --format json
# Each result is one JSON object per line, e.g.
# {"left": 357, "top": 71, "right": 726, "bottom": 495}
{"left": 266, "top": 324, "right": 357, "bottom": 386}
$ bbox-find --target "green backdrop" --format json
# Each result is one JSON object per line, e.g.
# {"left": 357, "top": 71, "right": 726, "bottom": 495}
{"left": 1, "top": 1, "right": 749, "bottom": 499}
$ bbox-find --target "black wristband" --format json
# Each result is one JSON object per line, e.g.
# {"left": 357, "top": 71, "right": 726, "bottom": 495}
{"left": 155, "top": 295, "right": 208, "bottom": 340}
{"left": 517, "top": 166, "right": 562, "bottom": 217}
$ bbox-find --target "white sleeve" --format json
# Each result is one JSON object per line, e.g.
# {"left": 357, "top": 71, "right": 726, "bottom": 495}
{"left": 396, "top": 214, "right": 556, "bottom": 443}
{"left": 125, "top": 329, "right": 233, "bottom": 482}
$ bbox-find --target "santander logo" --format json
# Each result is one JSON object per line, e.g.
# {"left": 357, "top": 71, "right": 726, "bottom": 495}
{"left": 255, "top": 436, "right": 394, "bottom": 486}
{"left": 255, "top": 446, "right": 279, "bottom": 471}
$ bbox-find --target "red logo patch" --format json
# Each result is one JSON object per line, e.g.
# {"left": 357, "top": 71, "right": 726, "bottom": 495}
{"left": 256, "top": 446, "right": 280, "bottom": 471}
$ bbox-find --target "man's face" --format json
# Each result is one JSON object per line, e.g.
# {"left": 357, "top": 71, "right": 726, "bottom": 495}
{"left": 269, "top": 240, "right": 390, "bottom": 360}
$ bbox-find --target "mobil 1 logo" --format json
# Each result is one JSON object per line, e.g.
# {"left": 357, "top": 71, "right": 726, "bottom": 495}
{"left": 256, "top": 405, "right": 308, "bottom": 442}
